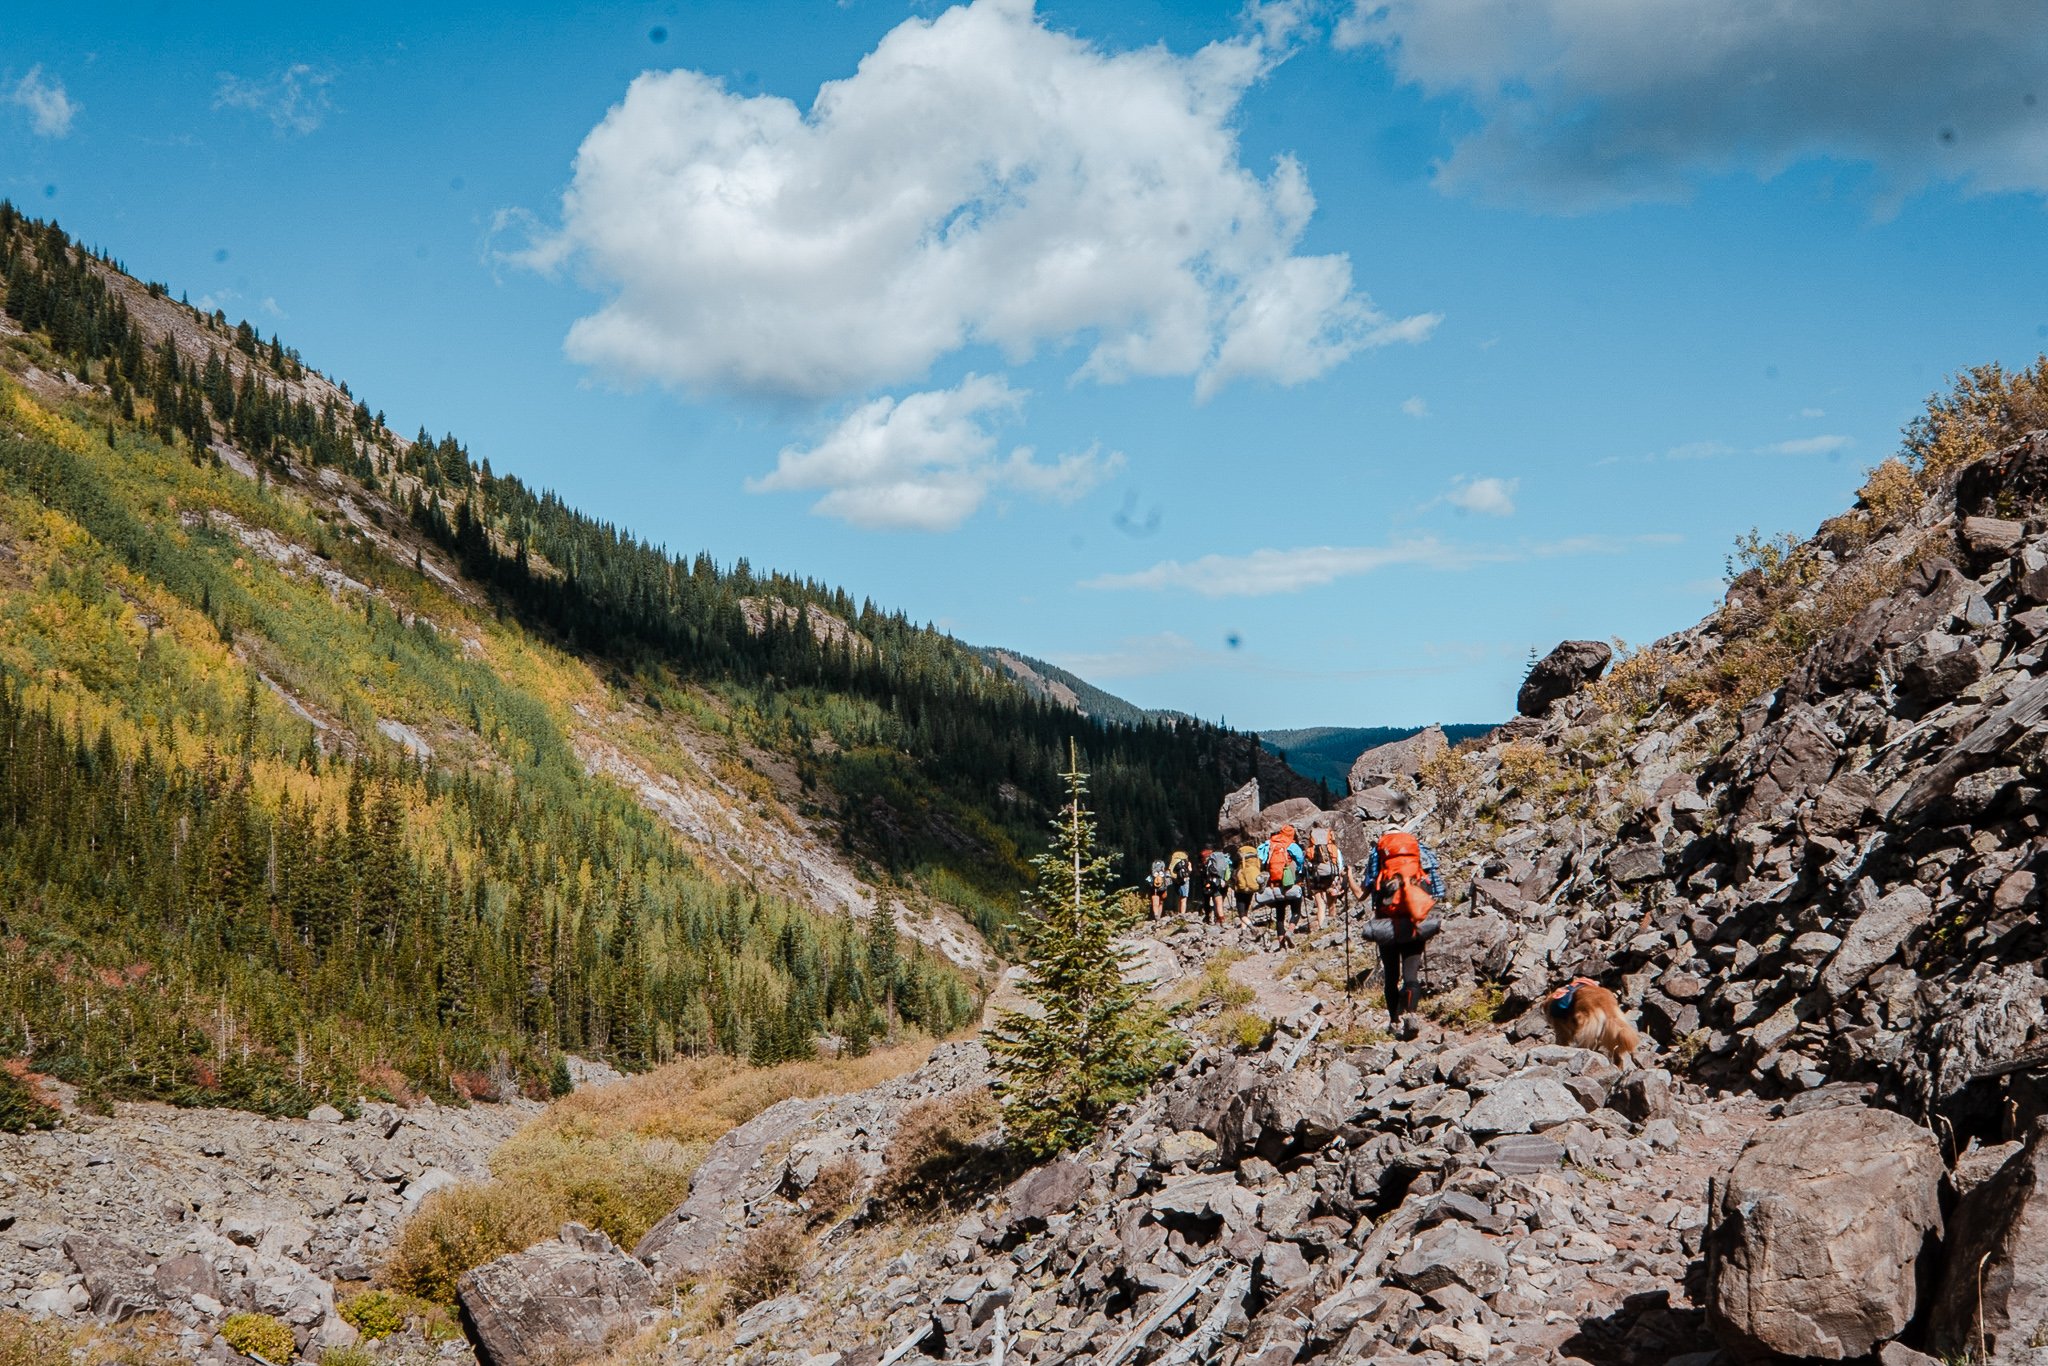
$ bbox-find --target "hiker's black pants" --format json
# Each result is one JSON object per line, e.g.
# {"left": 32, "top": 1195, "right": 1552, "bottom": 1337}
{"left": 1380, "top": 942, "right": 1423, "bottom": 1021}
{"left": 1363, "top": 916, "right": 1438, "bottom": 1019}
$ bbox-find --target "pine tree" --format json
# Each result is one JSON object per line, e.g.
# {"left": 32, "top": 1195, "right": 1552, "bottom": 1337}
{"left": 990, "top": 746, "right": 1171, "bottom": 1158}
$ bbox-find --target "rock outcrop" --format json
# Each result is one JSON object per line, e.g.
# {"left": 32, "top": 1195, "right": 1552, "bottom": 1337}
{"left": 1348, "top": 724, "right": 1448, "bottom": 792}
{"left": 1930, "top": 1118, "right": 2048, "bottom": 1362}
{"left": 460, "top": 1223, "right": 657, "bottom": 1366}
{"left": 1516, "top": 640, "right": 1612, "bottom": 716}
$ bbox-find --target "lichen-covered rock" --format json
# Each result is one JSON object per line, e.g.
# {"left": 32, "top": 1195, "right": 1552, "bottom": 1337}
{"left": 1705, "top": 1106, "right": 1943, "bottom": 1361}
{"left": 1516, "top": 641, "right": 1611, "bottom": 717}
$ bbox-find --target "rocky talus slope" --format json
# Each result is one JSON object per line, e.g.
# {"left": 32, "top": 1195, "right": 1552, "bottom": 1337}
{"left": 417, "top": 433, "right": 2048, "bottom": 1366}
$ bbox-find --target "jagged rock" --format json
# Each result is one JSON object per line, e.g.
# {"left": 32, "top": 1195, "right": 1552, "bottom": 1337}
{"left": 1806, "top": 556, "right": 1969, "bottom": 693}
{"left": 1817, "top": 886, "right": 1932, "bottom": 998}
{"left": 1930, "top": 1118, "right": 2048, "bottom": 1362}
{"left": 1003, "top": 1159, "right": 1089, "bottom": 1233}
{"left": 1606, "top": 842, "right": 1664, "bottom": 884}
{"left": 1610, "top": 1070, "right": 1674, "bottom": 1122}
{"left": 1218, "top": 779, "right": 1261, "bottom": 836}
{"left": 1393, "top": 1223, "right": 1508, "bottom": 1297}
{"left": 151, "top": 1251, "right": 221, "bottom": 1305}
{"left": 1735, "top": 705, "right": 1840, "bottom": 824}
{"left": 459, "top": 1223, "right": 656, "bottom": 1366}
{"left": 1350, "top": 726, "right": 1448, "bottom": 791}
{"left": 1461, "top": 1076, "right": 1582, "bottom": 1138}
{"left": 61, "top": 1233, "right": 161, "bottom": 1321}
{"left": 1705, "top": 1106, "right": 1943, "bottom": 1361}
{"left": 1517, "top": 641, "right": 1612, "bottom": 717}
{"left": 1253, "top": 1058, "right": 1363, "bottom": 1147}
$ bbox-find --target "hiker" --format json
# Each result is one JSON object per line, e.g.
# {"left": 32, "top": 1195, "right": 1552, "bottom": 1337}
{"left": 1147, "top": 858, "right": 1171, "bottom": 920}
{"left": 1166, "top": 849, "right": 1194, "bottom": 918}
{"left": 1304, "top": 824, "right": 1345, "bottom": 931}
{"left": 1231, "top": 839, "right": 1262, "bottom": 929}
{"left": 1349, "top": 824, "right": 1446, "bottom": 1029}
{"left": 1203, "top": 846, "right": 1235, "bottom": 926}
{"left": 1257, "top": 822, "right": 1307, "bottom": 948}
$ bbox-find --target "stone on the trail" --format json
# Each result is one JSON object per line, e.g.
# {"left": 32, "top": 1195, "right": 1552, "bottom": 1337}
{"left": 1817, "top": 887, "right": 1933, "bottom": 998}
{"left": 60, "top": 1232, "right": 161, "bottom": 1321}
{"left": 1393, "top": 1223, "right": 1508, "bottom": 1297}
{"left": 1258, "top": 1241, "right": 1314, "bottom": 1294}
{"left": 1928, "top": 1118, "right": 2048, "bottom": 1363}
{"left": 1461, "top": 1076, "right": 1583, "bottom": 1138}
{"left": 1610, "top": 1069, "right": 1674, "bottom": 1122}
{"left": 1483, "top": 1134, "right": 1565, "bottom": 1175}
{"left": 1606, "top": 841, "right": 1664, "bottom": 884}
{"left": 151, "top": 1251, "right": 221, "bottom": 1306}
{"left": 1517, "top": 641, "right": 1612, "bottom": 717}
{"left": 1121, "top": 937, "right": 1181, "bottom": 988}
{"left": 1349, "top": 725, "right": 1448, "bottom": 791}
{"left": 1705, "top": 1106, "right": 1943, "bottom": 1361}
{"left": 459, "top": 1222, "right": 655, "bottom": 1366}
{"left": 1155, "top": 1130, "right": 1218, "bottom": 1168}
{"left": 306, "top": 1103, "right": 344, "bottom": 1125}
{"left": 1961, "top": 514, "right": 2026, "bottom": 557}
{"left": 1218, "top": 778, "right": 1261, "bottom": 836}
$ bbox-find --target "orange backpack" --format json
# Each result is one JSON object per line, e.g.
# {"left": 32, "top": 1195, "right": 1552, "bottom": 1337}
{"left": 1373, "top": 830, "right": 1436, "bottom": 924}
{"left": 1267, "top": 824, "right": 1297, "bottom": 884}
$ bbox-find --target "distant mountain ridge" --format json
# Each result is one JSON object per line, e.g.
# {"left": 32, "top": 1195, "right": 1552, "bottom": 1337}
{"left": 974, "top": 646, "right": 1189, "bottom": 728}
{"left": 1258, "top": 723, "right": 1499, "bottom": 789}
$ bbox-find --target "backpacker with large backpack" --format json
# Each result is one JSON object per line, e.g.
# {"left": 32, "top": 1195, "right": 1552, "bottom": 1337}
{"left": 1149, "top": 859, "right": 1170, "bottom": 894}
{"left": 1234, "top": 844, "right": 1262, "bottom": 894}
{"left": 1207, "top": 848, "right": 1235, "bottom": 890}
{"left": 1266, "top": 824, "right": 1300, "bottom": 891}
{"left": 1307, "top": 827, "right": 1340, "bottom": 884}
{"left": 1364, "top": 829, "right": 1441, "bottom": 943}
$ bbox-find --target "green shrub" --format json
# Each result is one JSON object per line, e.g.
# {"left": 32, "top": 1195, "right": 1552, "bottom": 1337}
{"left": 319, "top": 1349, "right": 375, "bottom": 1366}
{"left": 0, "top": 1068, "right": 57, "bottom": 1135}
{"left": 221, "top": 1311, "right": 296, "bottom": 1362}
{"left": 338, "top": 1288, "right": 407, "bottom": 1340}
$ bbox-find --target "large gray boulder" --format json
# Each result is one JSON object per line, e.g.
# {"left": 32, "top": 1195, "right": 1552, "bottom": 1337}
{"left": 1517, "top": 641, "right": 1612, "bottom": 717}
{"left": 1929, "top": 1118, "right": 2048, "bottom": 1362}
{"left": 1704, "top": 1106, "right": 1944, "bottom": 1361}
{"left": 1349, "top": 725, "right": 1448, "bottom": 793}
{"left": 459, "top": 1223, "right": 656, "bottom": 1366}
{"left": 1217, "top": 778, "right": 1261, "bottom": 837}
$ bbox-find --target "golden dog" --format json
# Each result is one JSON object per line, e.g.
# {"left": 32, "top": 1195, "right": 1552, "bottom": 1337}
{"left": 1545, "top": 976, "right": 1640, "bottom": 1068}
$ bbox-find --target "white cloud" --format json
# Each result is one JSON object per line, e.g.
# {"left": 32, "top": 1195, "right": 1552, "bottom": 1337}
{"left": 11, "top": 66, "right": 77, "bottom": 138}
{"left": 1340, "top": 1, "right": 2048, "bottom": 209}
{"left": 1401, "top": 395, "right": 1430, "bottom": 418}
{"left": 1762, "top": 433, "right": 1853, "bottom": 455}
{"left": 1087, "top": 533, "right": 1669, "bottom": 597}
{"left": 214, "top": 64, "right": 334, "bottom": 135}
{"left": 523, "top": 0, "right": 1434, "bottom": 402}
{"left": 1444, "top": 474, "right": 1517, "bottom": 516}
{"left": 1799, "top": 407, "right": 1827, "bottom": 418}
{"left": 750, "top": 374, "right": 1118, "bottom": 531}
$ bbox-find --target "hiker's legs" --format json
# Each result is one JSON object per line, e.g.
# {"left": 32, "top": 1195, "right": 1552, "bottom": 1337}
{"left": 1396, "top": 946, "right": 1423, "bottom": 1018}
{"left": 1378, "top": 943, "right": 1402, "bottom": 1024}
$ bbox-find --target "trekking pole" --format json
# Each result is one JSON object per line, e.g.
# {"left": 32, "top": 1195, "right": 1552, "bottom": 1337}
{"left": 1342, "top": 883, "right": 1353, "bottom": 1031}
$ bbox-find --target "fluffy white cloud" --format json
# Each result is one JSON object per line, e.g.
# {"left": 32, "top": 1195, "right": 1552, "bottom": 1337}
{"left": 1762, "top": 433, "right": 1853, "bottom": 455}
{"left": 1088, "top": 533, "right": 1669, "bottom": 597}
{"left": 11, "top": 66, "right": 76, "bottom": 138}
{"left": 528, "top": 0, "right": 1434, "bottom": 401}
{"left": 1341, "top": 1, "right": 2048, "bottom": 209}
{"left": 214, "top": 64, "right": 333, "bottom": 135}
{"left": 1445, "top": 474, "right": 1518, "bottom": 516}
{"left": 1401, "top": 395, "right": 1430, "bottom": 418}
{"left": 750, "top": 374, "right": 1118, "bottom": 531}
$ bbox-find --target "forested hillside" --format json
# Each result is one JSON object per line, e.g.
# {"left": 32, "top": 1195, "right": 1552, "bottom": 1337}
{"left": 0, "top": 205, "right": 1279, "bottom": 1117}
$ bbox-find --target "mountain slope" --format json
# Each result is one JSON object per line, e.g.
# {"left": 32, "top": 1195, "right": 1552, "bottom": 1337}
{"left": 973, "top": 645, "right": 1181, "bottom": 727}
{"left": 0, "top": 204, "right": 1269, "bottom": 1114}
{"left": 1259, "top": 722, "right": 1498, "bottom": 789}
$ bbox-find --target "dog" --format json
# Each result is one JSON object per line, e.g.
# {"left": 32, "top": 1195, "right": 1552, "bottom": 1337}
{"left": 1545, "top": 976, "right": 1640, "bottom": 1068}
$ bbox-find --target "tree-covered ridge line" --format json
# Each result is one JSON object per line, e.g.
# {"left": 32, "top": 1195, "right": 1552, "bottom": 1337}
{"left": 0, "top": 200, "right": 1284, "bottom": 891}
{"left": 0, "top": 210, "right": 981, "bottom": 1118}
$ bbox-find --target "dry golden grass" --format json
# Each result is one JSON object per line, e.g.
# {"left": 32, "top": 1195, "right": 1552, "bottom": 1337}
{"left": 384, "top": 1042, "right": 935, "bottom": 1305}
{"left": 723, "top": 1218, "right": 809, "bottom": 1309}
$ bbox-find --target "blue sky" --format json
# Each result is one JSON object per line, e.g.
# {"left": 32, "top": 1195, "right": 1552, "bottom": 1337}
{"left": 6, "top": 1, "right": 2046, "bottom": 728}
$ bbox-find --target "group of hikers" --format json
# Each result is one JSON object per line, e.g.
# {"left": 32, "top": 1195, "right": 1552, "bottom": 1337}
{"left": 1147, "top": 818, "right": 1445, "bottom": 1027}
